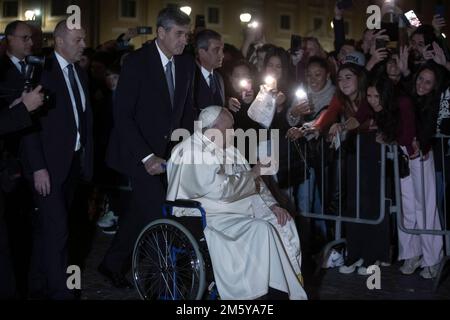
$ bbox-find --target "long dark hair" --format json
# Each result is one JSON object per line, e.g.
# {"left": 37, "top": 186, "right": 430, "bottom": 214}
{"left": 263, "top": 46, "right": 292, "bottom": 93}
{"left": 413, "top": 63, "right": 445, "bottom": 111}
{"left": 336, "top": 63, "right": 367, "bottom": 116}
{"left": 413, "top": 62, "right": 445, "bottom": 151}
{"left": 368, "top": 77, "right": 398, "bottom": 143}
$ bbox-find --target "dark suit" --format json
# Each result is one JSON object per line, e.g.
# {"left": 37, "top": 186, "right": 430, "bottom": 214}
{"left": 0, "top": 54, "right": 25, "bottom": 104}
{"left": 0, "top": 102, "right": 31, "bottom": 299}
{"left": 103, "top": 41, "right": 195, "bottom": 274}
{"left": 19, "top": 53, "right": 93, "bottom": 299}
{"left": 0, "top": 55, "right": 32, "bottom": 299}
{"left": 193, "top": 65, "right": 225, "bottom": 114}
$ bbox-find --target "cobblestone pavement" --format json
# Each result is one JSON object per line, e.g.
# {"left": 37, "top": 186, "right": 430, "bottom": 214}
{"left": 80, "top": 228, "right": 450, "bottom": 300}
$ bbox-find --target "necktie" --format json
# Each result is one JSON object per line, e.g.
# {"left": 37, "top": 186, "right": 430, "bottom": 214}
{"left": 19, "top": 61, "right": 26, "bottom": 76}
{"left": 165, "top": 60, "right": 175, "bottom": 107}
{"left": 209, "top": 73, "right": 217, "bottom": 94}
{"left": 67, "top": 64, "right": 86, "bottom": 147}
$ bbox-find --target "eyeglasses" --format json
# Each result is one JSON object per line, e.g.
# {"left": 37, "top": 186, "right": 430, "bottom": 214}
{"left": 11, "top": 34, "right": 32, "bottom": 42}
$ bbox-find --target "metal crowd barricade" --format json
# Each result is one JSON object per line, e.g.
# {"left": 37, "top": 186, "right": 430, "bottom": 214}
{"left": 291, "top": 131, "right": 449, "bottom": 289}
{"left": 292, "top": 133, "right": 390, "bottom": 275}
{"left": 392, "top": 134, "right": 450, "bottom": 291}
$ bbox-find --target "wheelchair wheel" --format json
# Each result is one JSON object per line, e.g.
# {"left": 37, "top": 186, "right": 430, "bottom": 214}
{"left": 132, "top": 219, "right": 206, "bottom": 300}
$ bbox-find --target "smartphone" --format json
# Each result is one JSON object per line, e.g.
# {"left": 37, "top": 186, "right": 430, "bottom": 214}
{"left": 337, "top": 0, "right": 353, "bottom": 10}
{"left": 290, "top": 35, "right": 302, "bottom": 53}
{"left": 381, "top": 22, "right": 399, "bottom": 41}
{"left": 137, "top": 26, "right": 152, "bottom": 35}
{"left": 404, "top": 10, "right": 422, "bottom": 28}
{"left": 435, "top": 5, "right": 445, "bottom": 18}
{"left": 195, "top": 15, "right": 206, "bottom": 28}
{"left": 376, "top": 38, "right": 387, "bottom": 50}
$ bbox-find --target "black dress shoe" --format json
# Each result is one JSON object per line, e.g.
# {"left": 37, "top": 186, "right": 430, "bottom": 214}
{"left": 98, "top": 263, "right": 133, "bottom": 289}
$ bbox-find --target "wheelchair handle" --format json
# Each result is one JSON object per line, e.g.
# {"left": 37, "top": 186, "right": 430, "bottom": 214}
{"left": 163, "top": 200, "right": 207, "bottom": 229}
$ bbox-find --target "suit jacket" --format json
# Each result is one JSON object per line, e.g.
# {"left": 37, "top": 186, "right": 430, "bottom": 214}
{"left": 20, "top": 52, "right": 93, "bottom": 184}
{"left": 0, "top": 55, "right": 25, "bottom": 106}
{"left": 106, "top": 41, "right": 196, "bottom": 178}
{"left": 193, "top": 65, "right": 225, "bottom": 115}
{"left": 0, "top": 54, "right": 30, "bottom": 156}
{"left": 0, "top": 103, "right": 31, "bottom": 136}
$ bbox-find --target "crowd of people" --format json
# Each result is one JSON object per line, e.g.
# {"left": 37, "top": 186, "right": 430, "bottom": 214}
{"left": 0, "top": 1, "right": 449, "bottom": 300}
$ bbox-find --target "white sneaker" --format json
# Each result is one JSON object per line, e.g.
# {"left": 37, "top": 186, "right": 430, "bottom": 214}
{"left": 322, "top": 249, "right": 345, "bottom": 269}
{"left": 399, "top": 256, "right": 422, "bottom": 275}
{"left": 339, "top": 258, "right": 364, "bottom": 274}
{"left": 357, "top": 261, "right": 380, "bottom": 276}
{"left": 419, "top": 264, "right": 440, "bottom": 279}
{"left": 97, "top": 211, "right": 118, "bottom": 228}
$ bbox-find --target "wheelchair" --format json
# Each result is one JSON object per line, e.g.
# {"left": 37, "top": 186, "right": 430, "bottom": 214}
{"left": 132, "top": 200, "right": 217, "bottom": 300}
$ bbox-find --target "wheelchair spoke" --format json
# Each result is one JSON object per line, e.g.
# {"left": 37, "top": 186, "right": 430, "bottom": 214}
{"left": 134, "top": 221, "right": 206, "bottom": 300}
{"left": 150, "top": 230, "right": 168, "bottom": 268}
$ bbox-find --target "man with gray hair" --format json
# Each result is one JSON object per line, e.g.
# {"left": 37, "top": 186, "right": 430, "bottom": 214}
{"left": 20, "top": 19, "right": 93, "bottom": 299}
{"left": 166, "top": 106, "right": 307, "bottom": 300}
{"left": 193, "top": 29, "right": 225, "bottom": 113}
{"left": 100, "top": 6, "right": 195, "bottom": 288}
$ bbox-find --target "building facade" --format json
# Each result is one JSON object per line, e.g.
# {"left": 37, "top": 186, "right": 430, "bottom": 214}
{"left": 0, "top": 0, "right": 448, "bottom": 51}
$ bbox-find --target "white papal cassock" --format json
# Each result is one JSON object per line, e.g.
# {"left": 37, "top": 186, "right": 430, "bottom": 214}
{"left": 166, "top": 131, "right": 307, "bottom": 300}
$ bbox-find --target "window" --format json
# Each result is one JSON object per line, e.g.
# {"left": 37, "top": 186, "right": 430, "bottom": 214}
{"left": 207, "top": 7, "right": 220, "bottom": 25}
{"left": 280, "top": 15, "right": 291, "bottom": 31}
{"left": 121, "top": 0, "right": 137, "bottom": 18}
{"left": 3, "top": 0, "right": 18, "bottom": 18}
{"left": 51, "top": 0, "right": 71, "bottom": 17}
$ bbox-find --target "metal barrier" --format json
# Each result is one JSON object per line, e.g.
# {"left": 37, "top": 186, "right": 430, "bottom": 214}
{"left": 293, "top": 132, "right": 449, "bottom": 290}
{"left": 291, "top": 133, "right": 390, "bottom": 275}
{"left": 392, "top": 135, "right": 450, "bottom": 291}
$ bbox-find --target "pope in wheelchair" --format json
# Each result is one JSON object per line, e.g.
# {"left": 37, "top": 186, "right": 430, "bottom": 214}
{"left": 165, "top": 106, "right": 307, "bottom": 300}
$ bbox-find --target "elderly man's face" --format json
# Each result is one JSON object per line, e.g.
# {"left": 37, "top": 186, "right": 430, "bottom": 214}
{"left": 214, "top": 109, "right": 235, "bottom": 147}
{"left": 58, "top": 28, "right": 86, "bottom": 63}
{"left": 199, "top": 38, "right": 224, "bottom": 71}
{"left": 158, "top": 24, "right": 190, "bottom": 57}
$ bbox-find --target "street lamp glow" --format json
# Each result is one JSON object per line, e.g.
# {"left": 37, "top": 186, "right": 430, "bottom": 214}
{"left": 180, "top": 6, "right": 192, "bottom": 16}
{"left": 24, "top": 10, "right": 35, "bottom": 20}
{"left": 240, "top": 13, "right": 252, "bottom": 23}
{"left": 330, "top": 21, "right": 334, "bottom": 29}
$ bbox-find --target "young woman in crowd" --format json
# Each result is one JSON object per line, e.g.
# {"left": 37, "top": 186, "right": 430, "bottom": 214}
{"left": 397, "top": 63, "right": 444, "bottom": 279}
{"left": 336, "top": 76, "right": 417, "bottom": 274}
{"left": 286, "top": 57, "right": 336, "bottom": 244}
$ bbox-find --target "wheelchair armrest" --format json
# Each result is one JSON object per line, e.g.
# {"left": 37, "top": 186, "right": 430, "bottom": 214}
{"left": 165, "top": 200, "right": 202, "bottom": 209}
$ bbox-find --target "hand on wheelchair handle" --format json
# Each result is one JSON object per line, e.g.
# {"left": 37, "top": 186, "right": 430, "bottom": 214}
{"left": 144, "top": 156, "right": 167, "bottom": 176}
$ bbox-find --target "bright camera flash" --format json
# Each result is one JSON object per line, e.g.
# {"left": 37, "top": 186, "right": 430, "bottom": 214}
{"left": 295, "top": 88, "right": 307, "bottom": 100}
{"left": 248, "top": 21, "right": 259, "bottom": 29}
{"left": 240, "top": 79, "right": 249, "bottom": 88}
{"left": 264, "top": 75, "right": 275, "bottom": 86}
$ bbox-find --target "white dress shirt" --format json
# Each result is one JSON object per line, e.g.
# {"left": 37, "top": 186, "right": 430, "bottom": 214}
{"left": 142, "top": 40, "right": 176, "bottom": 164}
{"left": 200, "top": 66, "right": 214, "bottom": 88}
{"left": 54, "top": 51, "right": 86, "bottom": 152}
